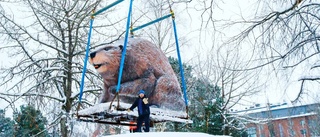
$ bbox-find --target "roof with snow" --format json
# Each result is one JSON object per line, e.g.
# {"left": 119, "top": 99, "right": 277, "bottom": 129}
{"left": 231, "top": 102, "right": 319, "bottom": 119}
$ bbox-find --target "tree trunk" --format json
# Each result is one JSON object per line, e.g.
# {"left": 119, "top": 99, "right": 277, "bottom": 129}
{"left": 60, "top": 117, "right": 68, "bottom": 137}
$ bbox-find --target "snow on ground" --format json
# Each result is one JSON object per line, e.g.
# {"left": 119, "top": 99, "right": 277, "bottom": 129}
{"left": 104, "top": 132, "right": 230, "bottom": 137}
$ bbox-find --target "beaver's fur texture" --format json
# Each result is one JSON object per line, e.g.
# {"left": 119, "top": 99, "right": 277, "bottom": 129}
{"left": 89, "top": 38, "right": 185, "bottom": 111}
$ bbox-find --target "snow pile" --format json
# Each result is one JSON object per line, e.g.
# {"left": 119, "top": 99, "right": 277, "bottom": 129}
{"left": 105, "top": 132, "right": 230, "bottom": 137}
{"left": 77, "top": 102, "right": 192, "bottom": 123}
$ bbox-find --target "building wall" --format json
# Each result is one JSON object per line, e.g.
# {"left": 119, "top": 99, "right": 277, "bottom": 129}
{"left": 247, "top": 115, "right": 319, "bottom": 137}
{"left": 243, "top": 103, "right": 320, "bottom": 137}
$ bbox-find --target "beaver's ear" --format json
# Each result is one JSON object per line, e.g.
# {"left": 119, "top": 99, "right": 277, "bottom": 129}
{"left": 119, "top": 45, "right": 123, "bottom": 52}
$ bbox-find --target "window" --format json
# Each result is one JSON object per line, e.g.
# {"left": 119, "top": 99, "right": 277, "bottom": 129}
{"left": 288, "top": 120, "right": 294, "bottom": 126}
{"left": 247, "top": 127, "right": 257, "bottom": 137}
{"left": 308, "top": 120, "right": 319, "bottom": 137}
{"left": 308, "top": 120, "right": 316, "bottom": 128}
{"left": 279, "top": 124, "right": 284, "bottom": 137}
{"left": 300, "top": 129, "right": 306, "bottom": 135}
{"left": 288, "top": 120, "right": 295, "bottom": 137}
{"left": 300, "top": 120, "right": 305, "bottom": 127}
{"left": 289, "top": 129, "right": 295, "bottom": 137}
{"left": 259, "top": 125, "right": 265, "bottom": 137}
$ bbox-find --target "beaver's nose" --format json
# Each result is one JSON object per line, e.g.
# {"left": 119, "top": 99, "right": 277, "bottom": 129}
{"left": 90, "top": 52, "right": 96, "bottom": 58}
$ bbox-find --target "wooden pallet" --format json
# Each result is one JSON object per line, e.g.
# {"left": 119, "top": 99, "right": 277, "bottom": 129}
{"left": 76, "top": 102, "right": 192, "bottom": 126}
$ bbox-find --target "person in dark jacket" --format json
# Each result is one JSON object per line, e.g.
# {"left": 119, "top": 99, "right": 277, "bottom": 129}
{"left": 127, "top": 90, "right": 150, "bottom": 132}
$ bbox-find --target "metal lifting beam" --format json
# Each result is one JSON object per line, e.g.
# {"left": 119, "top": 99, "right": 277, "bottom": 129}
{"left": 130, "top": 13, "right": 172, "bottom": 33}
{"left": 92, "top": 0, "right": 125, "bottom": 16}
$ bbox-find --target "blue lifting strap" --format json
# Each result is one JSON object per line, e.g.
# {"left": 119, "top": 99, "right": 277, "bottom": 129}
{"left": 116, "top": 0, "right": 134, "bottom": 93}
{"left": 79, "top": 17, "right": 94, "bottom": 103}
{"left": 171, "top": 11, "right": 189, "bottom": 107}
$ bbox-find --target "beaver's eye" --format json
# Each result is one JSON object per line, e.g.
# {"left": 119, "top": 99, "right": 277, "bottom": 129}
{"left": 104, "top": 47, "right": 112, "bottom": 51}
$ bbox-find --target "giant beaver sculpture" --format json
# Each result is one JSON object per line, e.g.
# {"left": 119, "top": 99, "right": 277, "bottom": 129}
{"left": 89, "top": 38, "right": 185, "bottom": 111}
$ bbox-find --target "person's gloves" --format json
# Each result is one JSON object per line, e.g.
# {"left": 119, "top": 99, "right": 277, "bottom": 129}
{"left": 127, "top": 109, "right": 131, "bottom": 112}
{"left": 143, "top": 98, "right": 148, "bottom": 104}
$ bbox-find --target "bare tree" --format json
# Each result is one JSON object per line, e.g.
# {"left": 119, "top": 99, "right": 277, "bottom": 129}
{"left": 0, "top": 0, "right": 197, "bottom": 135}
{"left": 191, "top": 41, "right": 264, "bottom": 135}
{"left": 130, "top": 0, "right": 190, "bottom": 55}
{"left": 218, "top": 1, "right": 320, "bottom": 102}
{"left": 184, "top": 0, "right": 320, "bottom": 105}
{"left": 0, "top": 0, "right": 131, "bottom": 136}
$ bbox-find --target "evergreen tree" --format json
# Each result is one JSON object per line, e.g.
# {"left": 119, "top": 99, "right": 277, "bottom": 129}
{"left": 189, "top": 79, "right": 222, "bottom": 134}
{"left": 0, "top": 109, "right": 14, "bottom": 136}
{"left": 168, "top": 56, "right": 193, "bottom": 86}
{"left": 14, "top": 105, "right": 48, "bottom": 137}
{"left": 167, "top": 57, "right": 247, "bottom": 136}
